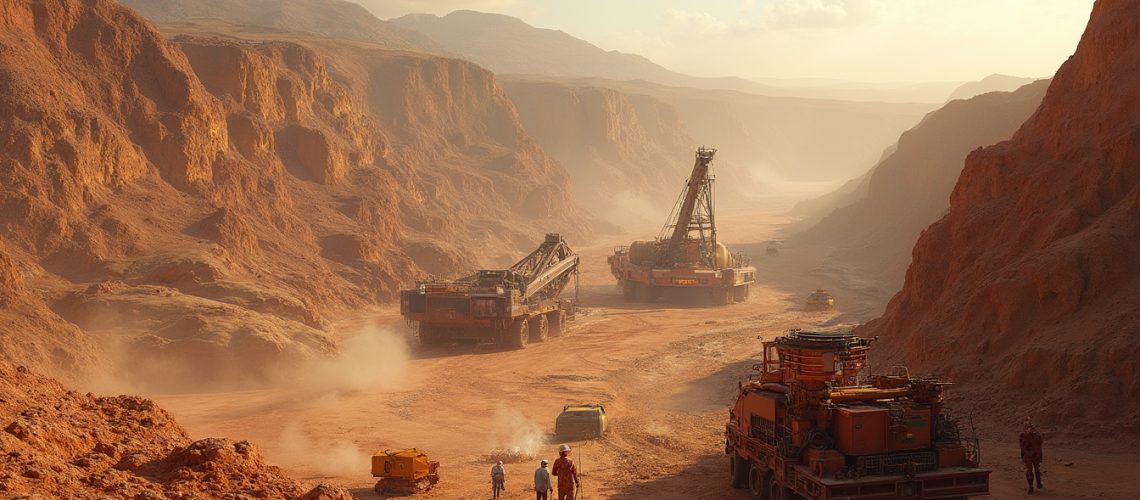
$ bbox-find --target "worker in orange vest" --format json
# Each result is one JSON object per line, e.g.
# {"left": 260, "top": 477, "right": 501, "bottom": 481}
{"left": 551, "top": 444, "right": 580, "bottom": 500}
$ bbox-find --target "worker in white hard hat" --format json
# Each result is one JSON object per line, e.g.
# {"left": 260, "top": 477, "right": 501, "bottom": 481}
{"left": 551, "top": 444, "right": 579, "bottom": 500}
{"left": 491, "top": 460, "right": 506, "bottom": 499}
{"left": 534, "top": 459, "right": 553, "bottom": 500}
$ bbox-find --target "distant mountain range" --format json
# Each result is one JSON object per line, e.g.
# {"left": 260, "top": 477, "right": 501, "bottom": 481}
{"left": 391, "top": 10, "right": 997, "bottom": 103}
{"left": 121, "top": 0, "right": 442, "bottom": 52}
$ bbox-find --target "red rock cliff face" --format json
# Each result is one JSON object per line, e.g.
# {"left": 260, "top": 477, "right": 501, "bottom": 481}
{"left": 0, "top": 0, "right": 586, "bottom": 390}
{"left": 861, "top": 0, "right": 1140, "bottom": 437}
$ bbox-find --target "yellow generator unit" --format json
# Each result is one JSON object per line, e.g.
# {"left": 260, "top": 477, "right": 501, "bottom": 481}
{"left": 371, "top": 448, "right": 440, "bottom": 494}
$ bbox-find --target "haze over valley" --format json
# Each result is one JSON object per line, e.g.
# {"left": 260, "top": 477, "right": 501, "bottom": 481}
{"left": 2, "top": 1, "right": 1137, "bottom": 499}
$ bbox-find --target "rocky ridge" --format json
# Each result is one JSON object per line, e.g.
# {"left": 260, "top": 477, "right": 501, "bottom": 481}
{"left": 861, "top": 0, "right": 1140, "bottom": 439}
{"left": 0, "top": 0, "right": 585, "bottom": 390}
{"left": 795, "top": 80, "right": 1049, "bottom": 289}
{"left": 0, "top": 362, "right": 349, "bottom": 498}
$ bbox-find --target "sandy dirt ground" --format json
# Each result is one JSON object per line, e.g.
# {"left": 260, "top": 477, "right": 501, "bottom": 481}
{"left": 152, "top": 207, "right": 1140, "bottom": 499}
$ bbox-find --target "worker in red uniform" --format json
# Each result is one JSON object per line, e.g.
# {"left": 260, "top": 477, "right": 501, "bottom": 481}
{"left": 1019, "top": 417, "right": 1044, "bottom": 494}
{"left": 551, "top": 443, "right": 580, "bottom": 500}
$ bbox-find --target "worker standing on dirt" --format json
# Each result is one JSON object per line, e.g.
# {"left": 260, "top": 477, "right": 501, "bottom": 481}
{"left": 491, "top": 460, "right": 506, "bottom": 499}
{"left": 1020, "top": 417, "right": 1044, "bottom": 494}
{"left": 552, "top": 444, "right": 580, "bottom": 500}
{"left": 534, "top": 459, "right": 553, "bottom": 500}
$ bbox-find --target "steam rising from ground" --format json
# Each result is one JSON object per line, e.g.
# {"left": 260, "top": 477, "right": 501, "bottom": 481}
{"left": 486, "top": 404, "right": 547, "bottom": 462}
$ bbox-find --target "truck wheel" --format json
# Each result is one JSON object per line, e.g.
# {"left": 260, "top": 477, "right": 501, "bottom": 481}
{"left": 548, "top": 311, "right": 564, "bottom": 337}
{"left": 529, "top": 314, "right": 549, "bottom": 343}
{"left": 622, "top": 280, "right": 637, "bottom": 301}
{"left": 768, "top": 477, "right": 789, "bottom": 500}
{"left": 734, "top": 285, "right": 750, "bottom": 302}
{"left": 747, "top": 463, "right": 769, "bottom": 499}
{"left": 729, "top": 453, "right": 748, "bottom": 488}
{"left": 418, "top": 324, "right": 437, "bottom": 346}
{"left": 646, "top": 285, "right": 662, "bottom": 302}
{"left": 715, "top": 288, "right": 732, "bottom": 306}
{"left": 509, "top": 317, "right": 530, "bottom": 349}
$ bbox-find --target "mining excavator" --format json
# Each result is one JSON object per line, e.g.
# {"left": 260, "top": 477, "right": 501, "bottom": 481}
{"left": 400, "top": 233, "right": 578, "bottom": 349}
{"left": 608, "top": 147, "right": 756, "bottom": 304}
{"left": 726, "top": 330, "right": 990, "bottom": 499}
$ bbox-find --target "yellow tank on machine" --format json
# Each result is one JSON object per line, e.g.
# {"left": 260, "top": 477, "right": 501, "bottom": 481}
{"left": 371, "top": 448, "right": 440, "bottom": 494}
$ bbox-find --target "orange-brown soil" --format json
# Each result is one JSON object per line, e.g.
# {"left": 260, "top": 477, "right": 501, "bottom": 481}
{"left": 0, "top": 362, "right": 349, "bottom": 498}
{"left": 147, "top": 208, "right": 1140, "bottom": 499}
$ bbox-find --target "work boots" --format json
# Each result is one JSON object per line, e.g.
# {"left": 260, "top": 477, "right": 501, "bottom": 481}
{"left": 1027, "top": 479, "right": 1035, "bottom": 495}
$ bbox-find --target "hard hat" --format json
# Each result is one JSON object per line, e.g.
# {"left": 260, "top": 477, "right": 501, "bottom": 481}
{"left": 496, "top": 461, "right": 503, "bottom": 465}
{"left": 558, "top": 444, "right": 571, "bottom": 453}
{"left": 541, "top": 459, "right": 549, "bottom": 465}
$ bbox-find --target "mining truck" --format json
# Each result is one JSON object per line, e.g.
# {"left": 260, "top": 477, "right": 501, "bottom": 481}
{"left": 726, "top": 330, "right": 990, "bottom": 499}
{"left": 608, "top": 147, "right": 755, "bottom": 305}
{"left": 400, "top": 233, "right": 578, "bottom": 349}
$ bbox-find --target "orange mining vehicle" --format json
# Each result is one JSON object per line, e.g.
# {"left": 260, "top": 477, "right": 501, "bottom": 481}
{"left": 608, "top": 147, "right": 756, "bottom": 305}
{"left": 400, "top": 233, "right": 578, "bottom": 349}
{"left": 371, "top": 448, "right": 440, "bottom": 494}
{"left": 725, "top": 330, "right": 990, "bottom": 499}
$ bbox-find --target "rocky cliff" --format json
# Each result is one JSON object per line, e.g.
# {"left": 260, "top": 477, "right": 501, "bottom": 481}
{"left": 0, "top": 0, "right": 585, "bottom": 390}
{"left": 861, "top": 0, "right": 1140, "bottom": 438}
{"left": 795, "top": 80, "right": 1049, "bottom": 289}
{"left": 502, "top": 79, "right": 694, "bottom": 226}
{"left": 946, "top": 74, "right": 1039, "bottom": 101}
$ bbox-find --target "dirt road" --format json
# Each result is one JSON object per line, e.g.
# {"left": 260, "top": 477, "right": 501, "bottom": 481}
{"left": 154, "top": 208, "right": 1140, "bottom": 499}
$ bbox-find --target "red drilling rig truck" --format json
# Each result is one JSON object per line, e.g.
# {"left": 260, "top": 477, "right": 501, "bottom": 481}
{"left": 400, "top": 234, "right": 578, "bottom": 349}
{"left": 608, "top": 147, "right": 755, "bottom": 304}
{"left": 726, "top": 330, "right": 990, "bottom": 499}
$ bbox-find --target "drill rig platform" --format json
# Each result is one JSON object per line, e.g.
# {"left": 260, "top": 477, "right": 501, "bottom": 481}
{"left": 725, "top": 330, "right": 990, "bottom": 499}
{"left": 608, "top": 147, "right": 755, "bottom": 305}
{"left": 400, "top": 233, "right": 578, "bottom": 349}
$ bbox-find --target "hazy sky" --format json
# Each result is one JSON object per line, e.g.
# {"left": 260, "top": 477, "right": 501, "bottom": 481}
{"left": 353, "top": 0, "right": 1094, "bottom": 83}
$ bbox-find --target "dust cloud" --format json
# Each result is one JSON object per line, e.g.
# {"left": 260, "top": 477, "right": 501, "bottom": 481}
{"left": 486, "top": 404, "right": 547, "bottom": 462}
{"left": 288, "top": 324, "right": 411, "bottom": 399}
{"left": 276, "top": 422, "right": 366, "bottom": 476}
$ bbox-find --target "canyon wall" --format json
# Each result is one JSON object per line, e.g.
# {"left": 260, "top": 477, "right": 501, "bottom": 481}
{"left": 862, "top": 0, "right": 1140, "bottom": 438}
{"left": 0, "top": 0, "right": 585, "bottom": 390}
{"left": 796, "top": 81, "right": 1049, "bottom": 289}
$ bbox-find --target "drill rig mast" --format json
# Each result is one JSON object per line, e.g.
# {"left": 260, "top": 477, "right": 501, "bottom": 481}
{"left": 607, "top": 147, "right": 755, "bottom": 305}
{"left": 659, "top": 147, "right": 718, "bottom": 268}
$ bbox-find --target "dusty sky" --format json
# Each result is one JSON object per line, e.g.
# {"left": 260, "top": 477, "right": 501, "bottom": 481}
{"left": 353, "top": 0, "right": 1094, "bottom": 83}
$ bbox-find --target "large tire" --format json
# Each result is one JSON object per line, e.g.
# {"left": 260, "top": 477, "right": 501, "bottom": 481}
{"left": 529, "top": 314, "right": 549, "bottom": 343}
{"left": 508, "top": 316, "right": 530, "bottom": 349}
{"left": 645, "top": 284, "right": 662, "bottom": 302}
{"left": 622, "top": 280, "right": 636, "bottom": 300}
{"left": 418, "top": 324, "right": 438, "bottom": 346}
{"left": 734, "top": 285, "right": 750, "bottom": 302}
{"left": 768, "top": 476, "right": 789, "bottom": 500}
{"left": 729, "top": 453, "right": 749, "bottom": 488}
{"left": 715, "top": 288, "right": 732, "bottom": 306}
{"left": 548, "top": 310, "right": 564, "bottom": 337}
{"left": 747, "top": 463, "right": 769, "bottom": 499}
